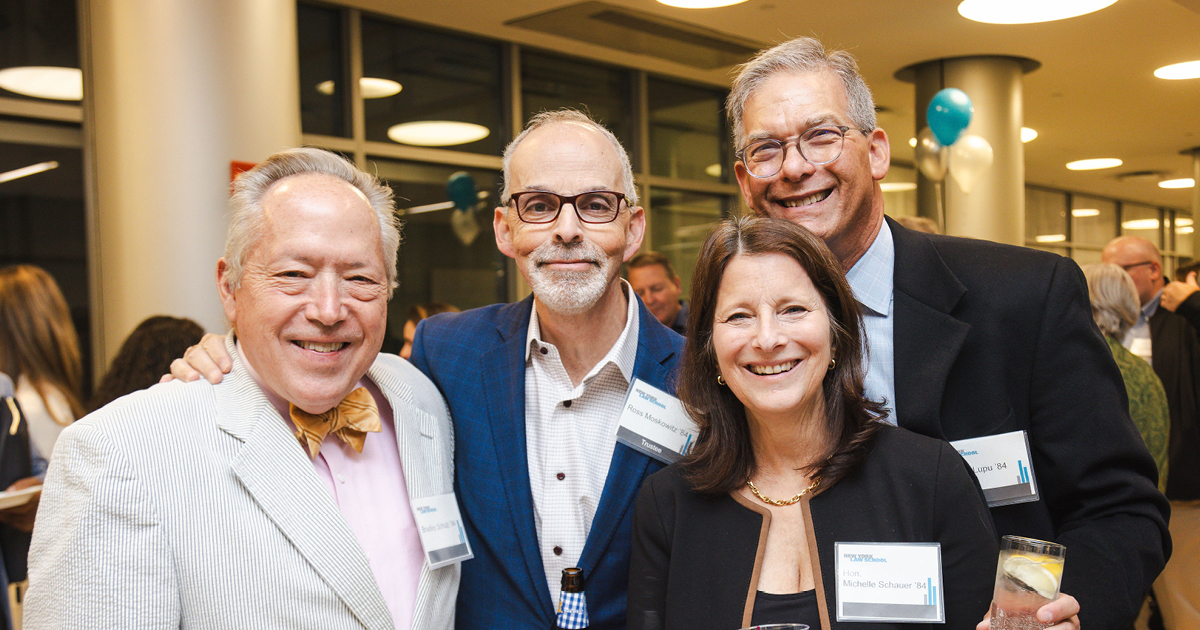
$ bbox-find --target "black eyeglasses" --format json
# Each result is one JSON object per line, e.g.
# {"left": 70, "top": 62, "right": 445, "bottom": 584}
{"left": 737, "top": 125, "right": 869, "bottom": 179}
{"left": 507, "top": 190, "right": 626, "bottom": 224}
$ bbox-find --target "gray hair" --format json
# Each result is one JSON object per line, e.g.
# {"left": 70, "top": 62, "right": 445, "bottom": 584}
{"left": 500, "top": 108, "right": 638, "bottom": 206}
{"left": 1082, "top": 263, "right": 1140, "bottom": 338}
{"left": 727, "top": 37, "right": 877, "bottom": 150}
{"left": 225, "top": 147, "right": 401, "bottom": 297}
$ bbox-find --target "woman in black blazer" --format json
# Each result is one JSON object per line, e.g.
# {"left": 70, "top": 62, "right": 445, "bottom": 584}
{"left": 627, "top": 217, "right": 999, "bottom": 630}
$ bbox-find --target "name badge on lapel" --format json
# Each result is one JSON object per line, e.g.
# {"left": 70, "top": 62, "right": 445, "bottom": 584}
{"left": 835, "top": 542, "right": 944, "bottom": 623}
{"left": 614, "top": 378, "right": 698, "bottom": 465}
{"left": 410, "top": 492, "right": 473, "bottom": 569}
{"left": 950, "top": 430, "right": 1039, "bottom": 507}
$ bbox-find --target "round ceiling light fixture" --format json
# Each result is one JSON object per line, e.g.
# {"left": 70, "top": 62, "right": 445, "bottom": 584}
{"left": 657, "top": 0, "right": 748, "bottom": 7}
{"left": 958, "top": 0, "right": 1118, "bottom": 24}
{"left": 316, "top": 77, "right": 402, "bottom": 98}
{"left": 1066, "top": 158, "right": 1122, "bottom": 171}
{"left": 1154, "top": 61, "right": 1200, "bottom": 80}
{"left": 1071, "top": 208, "right": 1101, "bottom": 217}
{"left": 1159, "top": 178, "right": 1195, "bottom": 189}
{"left": 0, "top": 66, "right": 83, "bottom": 101}
{"left": 880, "top": 182, "right": 917, "bottom": 192}
{"left": 387, "top": 121, "right": 490, "bottom": 147}
{"left": 1021, "top": 127, "right": 1038, "bottom": 143}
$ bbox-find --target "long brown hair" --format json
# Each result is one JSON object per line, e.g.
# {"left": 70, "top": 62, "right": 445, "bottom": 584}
{"left": 0, "top": 265, "right": 85, "bottom": 423}
{"left": 680, "top": 216, "right": 883, "bottom": 495}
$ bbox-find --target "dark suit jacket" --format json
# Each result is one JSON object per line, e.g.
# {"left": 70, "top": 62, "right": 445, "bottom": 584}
{"left": 410, "top": 294, "right": 684, "bottom": 630}
{"left": 1149, "top": 300, "right": 1200, "bottom": 500}
{"left": 628, "top": 425, "right": 998, "bottom": 630}
{"left": 887, "top": 217, "right": 1170, "bottom": 630}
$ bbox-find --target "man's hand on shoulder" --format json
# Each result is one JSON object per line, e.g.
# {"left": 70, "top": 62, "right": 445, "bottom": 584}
{"left": 1160, "top": 271, "right": 1199, "bottom": 312}
{"left": 161, "top": 333, "right": 233, "bottom": 384}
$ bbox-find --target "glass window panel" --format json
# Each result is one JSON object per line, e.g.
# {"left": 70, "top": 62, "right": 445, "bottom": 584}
{"left": 1025, "top": 188, "right": 1068, "bottom": 246}
{"left": 1069, "top": 195, "right": 1116, "bottom": 249}
{"left": 0, "top": 0, "right": 80, "bottom": 103}
{"left": 1173, "top": 210, "right": 1193, "bottom": 261}
{"left": 297, "top": 3, "right": 347, "bottom": 138}
{"left": 1072, "top": 248, "right": 1103, "bottom": 266}
{"left": 362, "top": 19, "right": 504, "bottom": 154}
{"left": 647, "top": 77, "right": 726, "bottom": 182}
{"left": 1121, "top": 203, "right": 1161, "bottom": 248}
{"left": 646, "top": 189, "right": 728, "bottom": 295}
{"left": 369, "top": 158, "right": 505, "bottom": 350}
{"left": 521, "top": 52, "right": 633, "bottom": 155}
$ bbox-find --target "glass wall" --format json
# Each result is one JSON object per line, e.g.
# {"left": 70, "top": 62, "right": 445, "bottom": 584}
{"left": 521, "top": 52, "right": 633, "bottom": 154}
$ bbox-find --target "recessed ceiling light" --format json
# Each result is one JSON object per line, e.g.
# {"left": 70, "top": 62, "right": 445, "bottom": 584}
{"left": 880, "top": 182, "right": 917, "bottom": 192}
{"left": 1066, "top": 158, "right": 1122, "bottom": 170}
{"left": 958, "top": 0, "right": 1118, "bottom": 24}
{"left": 1154, "top": 60, "right": 1200, "bottom": 80}
{"left": 1021, "top": 127, "right": 1038, "bottom": 142}
{"left": 1035, "top": 234, "right": 1067, "bottom": 243}
{"left": 1160, "top": 178, "right": 1195, "bottom": 189}
{"left": 0, "top": 66, "right": 82, "bottom": 101}
{"left": 1179, "top": 226, "right": 1195, "bottom": 234}
{"left": 704, "top": 163, "right": 723, "bottom": 178}
{"left": 657, "top": 0, "right": 748, "bottom": 7}
{"left": 1122, "top": 219, "right": 1159, "bottom": 230}
{"left": 1177, "top": 217, "right": 1194, "bottom": 227}
{"left": 316, "top": 77, "right": 402, "bottom": 99}
{"left": 908, "top": 137, "right": 917, "bottom": 148}
{"left": 1071, "top": 208, "right": 1100, "bottom": 217}
{"left": 0, "top": 160, "right": 59, "bottom": 184}
{"left": 387, "top": 121, "right": 490, "bottom": 147}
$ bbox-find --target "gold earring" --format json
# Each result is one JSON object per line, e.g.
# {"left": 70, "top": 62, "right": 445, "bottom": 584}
{"left": 828, "top": 358, "right": 836, "bottom": 370}
{"left": 717, "top": 374, "right": 726, "bottom": 386}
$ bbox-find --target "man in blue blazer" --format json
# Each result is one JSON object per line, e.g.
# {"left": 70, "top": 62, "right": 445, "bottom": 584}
{"left": 410, "top": 109, "right": 683, "bottom": 630}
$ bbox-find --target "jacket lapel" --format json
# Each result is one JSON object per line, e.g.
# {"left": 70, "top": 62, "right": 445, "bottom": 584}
{"left": 889, "top": 218, "right": 971, "bottom": 440}
{"left": 216, "top": 337, "right": 391, "bottom": 630}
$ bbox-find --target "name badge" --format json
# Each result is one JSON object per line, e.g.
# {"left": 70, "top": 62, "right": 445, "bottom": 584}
{"left": 614, "top": 378, "right": 698, "bottom": 465}
{"left": 410, "top": 492, "right": 473, "bottom": 569}
{"left": 835, "top": 542, "right": 944, "bottom": 623}
{"left": 950, "top": 430, "right": 1039, "bottom": 507}
{"left": 1129, "top": 337, "right": 1152, "bottom": 362}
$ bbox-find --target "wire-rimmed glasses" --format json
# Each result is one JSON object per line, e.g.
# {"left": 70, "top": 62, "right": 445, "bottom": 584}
{"left": 508, "top": 190, "right": 626, "bottom": 224}
{"left": 737, "top": 125, "right": 868, "bottom": 179}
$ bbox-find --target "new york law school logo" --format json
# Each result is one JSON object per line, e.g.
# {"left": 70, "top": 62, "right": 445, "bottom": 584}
{"left": 636, "top": 389, "right": 667, "bottom": 410}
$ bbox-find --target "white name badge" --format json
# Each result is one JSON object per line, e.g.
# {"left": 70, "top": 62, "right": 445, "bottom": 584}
{"left": 835, "top": 542, "right": 944, "bottom": 623}
{"left": 614, "top": 378, "right": 698, "bottom": 465}
{"left": 950, "top": 430, "right": 1039, "bottom": 507}
{"left": 410, "top": 492, "right": 473, "bottom": 569}
{"left": 1129, "top": 337, "right": 1153, "bottom": 362}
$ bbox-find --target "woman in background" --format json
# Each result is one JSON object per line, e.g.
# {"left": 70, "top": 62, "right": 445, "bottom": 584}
{"left": 88, "top": 315, "right": 205, "bottom": 413}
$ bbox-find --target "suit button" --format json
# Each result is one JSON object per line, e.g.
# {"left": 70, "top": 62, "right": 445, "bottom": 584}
{"left": 563, "top": 400, "right": 572, "bottom": 408}
{"left": 553, "top": 546, "right": 563, "bottom": 555}
{"left": 539, "top": 346, "right": 548, "bottom": 355}
{"left": 557, "top": 472, "right": 565, "bottom": 480}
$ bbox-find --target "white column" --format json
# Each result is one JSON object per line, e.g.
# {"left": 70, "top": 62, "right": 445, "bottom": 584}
{"left": 81, "top": 0, "right": 301, "bottom": 370}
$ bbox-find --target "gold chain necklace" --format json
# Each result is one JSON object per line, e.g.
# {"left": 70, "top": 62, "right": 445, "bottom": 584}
{"left": 746, "top": 477, "right": 820, "bottom": 506}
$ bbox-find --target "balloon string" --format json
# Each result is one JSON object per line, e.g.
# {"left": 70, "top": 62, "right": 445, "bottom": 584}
{"left": 935, "top": 180, "right": 945, "bottom": 233}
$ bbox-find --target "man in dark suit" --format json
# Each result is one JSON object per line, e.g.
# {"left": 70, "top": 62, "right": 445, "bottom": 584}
{"left": 1103, "top": 235, "right": 1199, "bottom": 629}
{"left": 728, "top": 37, "right": 1169, "bottom": 630}
{"left": 410, "top": 110, "right": 682, "bottom": 630}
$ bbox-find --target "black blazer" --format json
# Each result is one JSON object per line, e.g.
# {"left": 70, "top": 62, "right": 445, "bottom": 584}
{"left": 1150, "top": 300, "right": 1200, "bottom": 500}
{"left": 628, "top": 425, "right": 998, "bottom": 630}
{"left": 888, "top": 218, "right": 1170, "bottom": 629}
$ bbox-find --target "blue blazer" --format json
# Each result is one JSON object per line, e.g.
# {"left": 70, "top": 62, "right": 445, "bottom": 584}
{"left": 410, "top": 294, "right": 684, "bottom": 630}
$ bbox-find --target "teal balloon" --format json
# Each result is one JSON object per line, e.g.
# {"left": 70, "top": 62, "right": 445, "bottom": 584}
{"left": 926, "top": 88, "right": 973, "bottom": 146}
{"left": 447, "top": 171, "right": 477, "bottom": 212}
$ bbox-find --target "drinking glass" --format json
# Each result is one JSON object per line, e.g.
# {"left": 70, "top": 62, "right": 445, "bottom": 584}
{"left": 738, "top": 625, "right": 809, "bottom": 630}
{"left": 989, "top": 536, "right": 1066, "bottom": 630}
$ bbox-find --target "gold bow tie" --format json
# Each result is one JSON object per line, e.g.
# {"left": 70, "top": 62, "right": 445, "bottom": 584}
{"left": 289, "top": 387, "right": 381, "bottom": 459}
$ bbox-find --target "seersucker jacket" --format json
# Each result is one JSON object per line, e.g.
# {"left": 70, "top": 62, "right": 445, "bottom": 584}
{"left": 25, "top": 334, "right": 459, "bottom": 630}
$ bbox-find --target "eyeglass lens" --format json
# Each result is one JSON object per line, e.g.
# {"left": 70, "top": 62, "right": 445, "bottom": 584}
{"left": 515, "top": 191, "right": 623, "bottom": 224}
{"left": 742, "top": 126, "right": 848, "bottom": 177}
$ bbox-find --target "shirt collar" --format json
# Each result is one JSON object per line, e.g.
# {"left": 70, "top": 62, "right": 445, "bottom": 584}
{"left": 1143, "top": 289, "right": 1162, "bottom": 320}
{"left": 844, "top": 220, "right": 894, "bottom": 316}
{"left": 525, "top": 279, "right": 640, "bottom": 384}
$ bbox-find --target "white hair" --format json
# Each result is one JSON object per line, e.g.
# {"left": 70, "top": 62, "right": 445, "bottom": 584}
{"left": 225, "top": 147, "right": 401, "bottom": 297}
{"left": 1082, "top": 263, "right": 1141, "bottom": 338}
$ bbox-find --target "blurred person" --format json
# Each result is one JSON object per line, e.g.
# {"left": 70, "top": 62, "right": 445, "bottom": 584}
{"left": 88, "top": 315, "right": 205, "bottom": 412}
{"left": 25, "top": 148, "right": 459, "bottom": 629}
{"left": 398, "top": 302, "right": 459, "bottom": 360}
{"left": 1081, "top": 263, "right": 1170, "bottom": 491}
{"left": 628, "top": 216, "right": 997, "bottom": 630}
{"left": 627, "top": 251, "right": 687, "bottom": 334}
{"left": 0, "top": 373, "right": 39, "bottom": 630}
{"left": 1160, "top": 261, "right": 1200, "bottom": 326}
{"left": 893, "top": 215, "right": 939, "bottom": 234}
{"left": 1103, "top": 236, "right": 1200, "bottom": 630}
{"left": 0, "top": 264, "right": 84, "bottom": 461}
{"left": 729, "top": 36, "right": 1164, "bottom": 630}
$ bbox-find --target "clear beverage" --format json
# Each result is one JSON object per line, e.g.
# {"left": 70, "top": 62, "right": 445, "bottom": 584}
{"left": 989, "top": 536, "right": 1066, "bottom": 630}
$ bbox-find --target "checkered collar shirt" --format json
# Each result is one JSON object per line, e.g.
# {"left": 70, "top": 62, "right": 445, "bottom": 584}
{"left": 845, "top": 220, "right": 897, "bottom": 423}
{"left": 1122, "top": 289, "right": 1161, "bottom": 365}
{"left": 524, "top": 279, "right": 640, "bottom": 605}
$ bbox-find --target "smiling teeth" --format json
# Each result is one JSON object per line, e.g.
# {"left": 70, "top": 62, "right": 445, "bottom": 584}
{"left": 784, "top": 190, "right": 831, "bottom": 207}
{"left": 750, "top": 360, "right": 797, "bottom": 375}
{"left": 297, "top": 341, "right": 343, "bottom": 353}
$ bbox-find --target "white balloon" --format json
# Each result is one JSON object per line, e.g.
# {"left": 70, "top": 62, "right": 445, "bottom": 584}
{"left": 949, "top": 135, "right": 994, "bottom": 194}
{"left": 451, "top": 208, "right": 481, "bottom": 246}
{"left": 915, "top": 127, "right": 949, "bottom": 182}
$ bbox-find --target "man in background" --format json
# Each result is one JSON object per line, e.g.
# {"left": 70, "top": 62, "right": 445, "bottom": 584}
{"left": 626, "top": 251, "right": 688, "bottom": 335}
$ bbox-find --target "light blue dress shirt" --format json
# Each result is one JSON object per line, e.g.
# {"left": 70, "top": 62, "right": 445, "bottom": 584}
{"left": 1122, "top": 290, "right": 1159, "bottom": 366}
{"left": 845, "top": 221, "right": 897, "bottom": 424}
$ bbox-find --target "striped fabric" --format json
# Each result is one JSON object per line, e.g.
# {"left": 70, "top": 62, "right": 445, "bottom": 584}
{"left": 24, "top": 334, "right": 458, "bottom": 630}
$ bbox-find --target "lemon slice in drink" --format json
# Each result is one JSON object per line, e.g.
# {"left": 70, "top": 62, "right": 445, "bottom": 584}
{"left": 1003, "top": 555, "right": 1059, "bottom": 600}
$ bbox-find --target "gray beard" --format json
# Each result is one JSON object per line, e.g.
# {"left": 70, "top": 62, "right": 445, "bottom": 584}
{"left": 526, "top": 241, "right": 614, "bottom": 316}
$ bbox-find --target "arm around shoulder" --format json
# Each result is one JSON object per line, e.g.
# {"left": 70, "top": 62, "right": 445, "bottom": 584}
{"left": 24, "top": 422, "right": 179, "bottom": 629}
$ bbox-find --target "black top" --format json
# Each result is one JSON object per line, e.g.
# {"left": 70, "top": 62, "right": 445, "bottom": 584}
{"left": 751, "top": 590, "right": 819, "bottom": 628}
